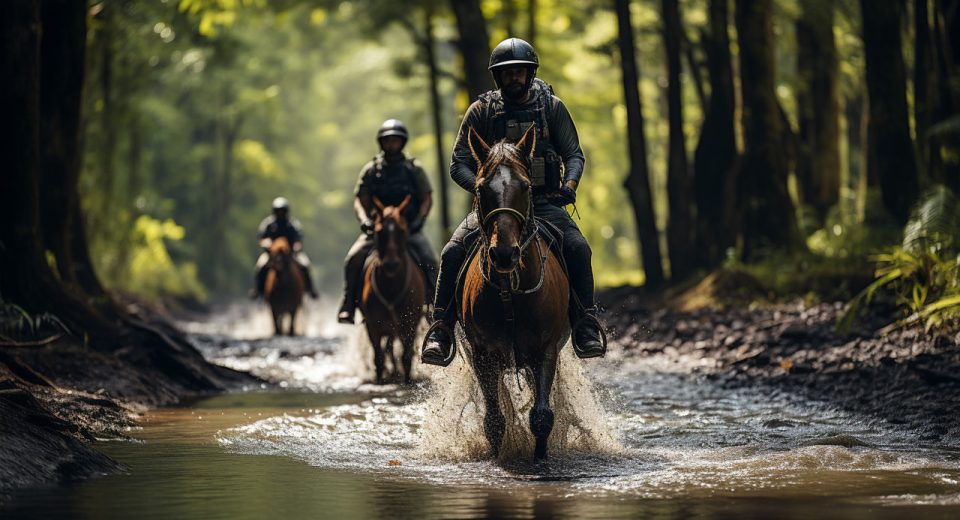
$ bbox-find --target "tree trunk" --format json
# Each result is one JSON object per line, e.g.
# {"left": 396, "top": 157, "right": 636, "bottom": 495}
{"left": 933, "top": 0, "right": 960, "bottom": 192}
{"left": 693, "top": 0, "right": 738, "bottom": 267}
{"left": 424, "top": 6, "right": 451, "bottom": 237}
{"left": 795, "top": 0, "right": 840, "bottom": 225}
{"left": 449, "top": 0, "right": 494, "bottom": 103}
{"left": 1, "top": 0, "right": 115, "bottom": 341}
{"left": 735, "top": 0, "right": 801, "bottom": 259}
{"left": 38, "top": 0, "right": 88, "bottom": 288}
{"left": 915, "top": 0, "right": 935, "bottom": 182}
{"left": 528, "top": 0, "right": 537, "bottom": 46}
{"left": 860, "top": 0, "right": 919, "bottom": 223}
{"left": 615, "top": 0, "right": 665, "bottom": 287}
{"left": 662, "top": 0, "right": 694, "bottom": 280}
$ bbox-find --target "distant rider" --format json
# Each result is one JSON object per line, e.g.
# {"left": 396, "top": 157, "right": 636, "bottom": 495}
{"left": 336, "top": 119, "right": 440, "bottom": 323}
{"left": 252, "top": 197, "right": 318, "bottom": 299}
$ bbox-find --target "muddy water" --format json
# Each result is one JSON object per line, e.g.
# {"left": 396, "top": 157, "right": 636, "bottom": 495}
{"left": 5, "top": 301, "right": 960, "bottom": 519}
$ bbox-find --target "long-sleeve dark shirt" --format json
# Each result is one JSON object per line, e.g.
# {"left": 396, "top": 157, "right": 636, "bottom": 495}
{"left": 449, "top": 81, "right": 586, "bottom": 193}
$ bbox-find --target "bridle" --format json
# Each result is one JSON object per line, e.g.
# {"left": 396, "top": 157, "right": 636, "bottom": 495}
{"left": 371, "top": 211, "right": 414, "bottom": 326}
{"left": 475, "top": 158, "right": 546, "bottom": 322}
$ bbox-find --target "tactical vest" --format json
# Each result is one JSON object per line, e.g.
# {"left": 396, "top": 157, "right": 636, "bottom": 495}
{"left": 368, "top": 155, "right": 421, "bottom": 220}
{"left": 478, "top": 79, "right": 562, "bottom": 194}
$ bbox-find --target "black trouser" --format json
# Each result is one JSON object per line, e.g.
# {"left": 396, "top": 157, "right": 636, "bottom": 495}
{"left": 432, "top": 200, "right": 595, "bottom": 323}
{"left": 341, "top": 231, "right": 439, "bottom": 309}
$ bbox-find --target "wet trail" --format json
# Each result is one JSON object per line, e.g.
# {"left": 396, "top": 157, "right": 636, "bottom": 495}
{"left": 5, "top": 299, "right": 960, "bottom": 519}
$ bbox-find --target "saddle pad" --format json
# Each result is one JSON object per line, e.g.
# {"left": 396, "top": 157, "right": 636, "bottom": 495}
{"left": 455, "top": 215, "right": 568, "bottom": 296}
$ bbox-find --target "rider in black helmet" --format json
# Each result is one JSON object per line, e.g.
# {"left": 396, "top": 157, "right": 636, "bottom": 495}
{"left": 252, "top": 197, "right": 318, "bottom": 299}
{"left": 420, "top": 37, "right": 606, "bottom": 366}
{"left": 337, "top": 119, "right": 440, "bottom": 324}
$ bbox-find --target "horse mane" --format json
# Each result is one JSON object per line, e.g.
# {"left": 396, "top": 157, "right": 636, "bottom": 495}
{"left": 475, "top": 141, "right": 530, "bottom": 184}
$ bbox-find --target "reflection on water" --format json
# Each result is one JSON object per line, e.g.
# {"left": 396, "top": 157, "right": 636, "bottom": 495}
{"left": 4, "top": 301, "right": 960, "bottom": 519}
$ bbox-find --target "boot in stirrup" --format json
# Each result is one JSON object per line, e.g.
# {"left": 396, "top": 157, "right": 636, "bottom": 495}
{"left": 572, "top": 305, "right": 607, "bottom": 359}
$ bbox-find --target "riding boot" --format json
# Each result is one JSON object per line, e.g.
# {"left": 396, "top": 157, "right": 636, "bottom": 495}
{"left": 337, "top": 254, "right": 365, "bottom": 323}
{"left": 301, "top": 265, "right": 318, "bottom": 299}
{"left": 571, "top": 304, "right": 606, "bottom": 358}
{"left": 421, "top": 306, "right": 456, "bottom": 367}
{"left": 253, "top": 267, "right": 268, "bottom": 300}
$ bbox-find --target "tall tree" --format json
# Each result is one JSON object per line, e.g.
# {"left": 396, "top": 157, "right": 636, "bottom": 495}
{"left": 734, "top": 0, "right": 801, "bottom": 258}
{"left": 450, "top": 0, "right": 494, "bottom": 103}
{"left": 662, "top": 0, "right": 694, "bottom": 280}
{"left": 860, "top": 0, "right": 918, "bottom": 222}
{"left": 1, "top": 0, "right": 115, "bottom": 339}
{"left": 693, "top": 0, "right": 738, "bottom": 268}
{"left": 795, "top": 0, "right": 840, "bottom": 225}
{"left": 39, "top": 0, "right": 91, "bottom": 289}
{"left": 915, "top": 0, "right": 935, "bottom": 181}
{"left": 424, "top": 4, "right": 451, "bottom": 236}
{"left": 615, "top": 0, "right": 665, "bottom": 287}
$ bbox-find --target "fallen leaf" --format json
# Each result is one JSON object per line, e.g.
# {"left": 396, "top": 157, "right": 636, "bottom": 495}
{"left": 388, "top": 459, "right": 401, "bottom": 466}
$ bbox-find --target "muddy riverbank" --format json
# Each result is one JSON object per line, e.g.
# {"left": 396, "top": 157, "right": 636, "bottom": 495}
{"left": 601, "top": 287, "right": 960, "bottom": 445}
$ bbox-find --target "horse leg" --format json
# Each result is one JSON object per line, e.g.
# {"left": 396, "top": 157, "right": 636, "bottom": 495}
{"left": 474, "top": 351, "right": 505, "bottom": 458}
{"left": 400, "top": 331, "right": 415, "bottom": 385}
{"left": 288, "top": 308, "right": 297, "bottom": 336}
{"left": 384, "top": 335, "right": 398, "bottom": 382}
{"left": 529, "top": 351, "right": 559, "bottom": 461}
{"left": 272, "top": 310, "right": 282, "bottom": 336}
{"left": 369, "top": 331, "right": 386, "bottom": 385}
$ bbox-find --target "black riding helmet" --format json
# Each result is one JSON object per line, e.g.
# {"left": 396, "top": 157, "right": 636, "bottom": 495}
{"left": 376, "top": 119, "right": 409, "bottom": 149}
{"left": 488, "top": 38, "right": 539, "bottom": 92}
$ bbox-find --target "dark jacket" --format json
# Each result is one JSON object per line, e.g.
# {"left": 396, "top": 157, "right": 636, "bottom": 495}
{"left": 449, "top": 78, "right": 585, "bottom": 194}
{"left": 257, "top": 215, "right": 303, "bottom": 244}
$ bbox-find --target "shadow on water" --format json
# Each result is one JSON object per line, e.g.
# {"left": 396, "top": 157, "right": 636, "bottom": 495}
{"left": 4, "top": 300, "right": 960, "bottom": 519}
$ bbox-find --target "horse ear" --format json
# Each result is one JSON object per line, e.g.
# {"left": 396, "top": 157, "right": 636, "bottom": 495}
{"left": 467, "top": 127, "right": 490, "bottom": 167}
{"left": 372, "top": 196, "right": 385, "bottom": 211}
{"left": 516, "top": 124, "right": 536, "bottom": 161}
{"left": 397, "top": 194, "right": 412, "bottom": 213}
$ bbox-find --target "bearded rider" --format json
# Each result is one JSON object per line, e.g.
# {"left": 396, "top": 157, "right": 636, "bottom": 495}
{"left": 420, "top": 38, "right": 607, "bottom": 367}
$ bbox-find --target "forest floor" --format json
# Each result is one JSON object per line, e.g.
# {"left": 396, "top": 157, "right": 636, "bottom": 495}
{"left": 600, "top": 270, "right": 960, "bottom": 445}
{"left": 0, "top": 303, "right": 257, "bottom": 500}
{"left": 3, "top": 270, "right": 960, "bottom": 500}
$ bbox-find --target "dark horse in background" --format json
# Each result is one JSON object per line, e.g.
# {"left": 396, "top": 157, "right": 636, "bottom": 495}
{"left": 359, "top": 196, "right": 426, "bottom": 385}
{"left": 460, "top": 125, "right": 570, "bottom": 460}
{"left": 265, "top": 236, "right": 304, "bottom": 336}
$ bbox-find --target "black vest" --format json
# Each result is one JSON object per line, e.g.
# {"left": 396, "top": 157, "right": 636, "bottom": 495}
{"left": 478, "top": 79, "right": 562, "bottom": 194}
{"left": 368, "top": 155, "right": 421, "bottom": 221}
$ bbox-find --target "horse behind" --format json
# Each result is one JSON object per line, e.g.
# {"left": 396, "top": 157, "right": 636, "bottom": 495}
{"left": 265, "top": 236, "right": 304, "bottom": 336}
{"left": 460, "top": 125, "right": 570, "bottom": 460}
{"left": 359, "top": 196, "right": 426, "bottom": 384}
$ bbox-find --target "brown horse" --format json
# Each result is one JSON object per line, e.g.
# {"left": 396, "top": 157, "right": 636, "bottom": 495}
{"left": 359, "top": 196, "right": 426, "bottom": 385}
{"left": 460, "top": 125, "right": 570, "bottom": 460}
{"left": 265, "top": 236, "right": 305, "bottom": 336}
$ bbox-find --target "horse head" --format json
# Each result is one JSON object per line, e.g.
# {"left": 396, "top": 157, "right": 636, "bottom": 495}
{"left": 469, "top": 125, "right": 535, "bottom": 274}
{"left": 268, "top": 236, "right": 293, "bottom": 273}
{"left": 372, "top": 195, "right": 412, "bottom": 276}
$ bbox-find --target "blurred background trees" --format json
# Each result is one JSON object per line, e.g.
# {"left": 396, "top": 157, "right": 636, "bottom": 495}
{"left": 4, "top": 0, "right": 959, "bottom": 330}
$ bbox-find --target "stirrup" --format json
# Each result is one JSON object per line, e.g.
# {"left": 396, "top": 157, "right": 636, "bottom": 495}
{"left": 421, "top": 321, "right": 457, "bottom": 367}
{"left": 571, "top": 312, "right": 607, "bottom": 359}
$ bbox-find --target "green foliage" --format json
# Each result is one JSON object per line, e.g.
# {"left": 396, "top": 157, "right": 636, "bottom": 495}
{"left": 839, "top": 186, "right": 960, "bottom": 333}
{"left": 0, "top": 302, "right": 72, "bottom": 339}
{"left": 95, "top": 215, "right": 207, "bottom": 302}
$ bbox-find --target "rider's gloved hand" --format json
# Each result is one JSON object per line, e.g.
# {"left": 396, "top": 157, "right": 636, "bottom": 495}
{"left": 361, "top": 219, "right": 375, "bottom": 235}
{"left": 549, "top": 185, "right": 577, "bottom": 207}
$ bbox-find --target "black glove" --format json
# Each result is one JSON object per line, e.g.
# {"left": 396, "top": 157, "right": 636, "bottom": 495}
{"left": 548, "top": 185, "right": 577, "bottom": 207}
{"left": 361, "top": 219, "right": 375, "bottom": 236}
